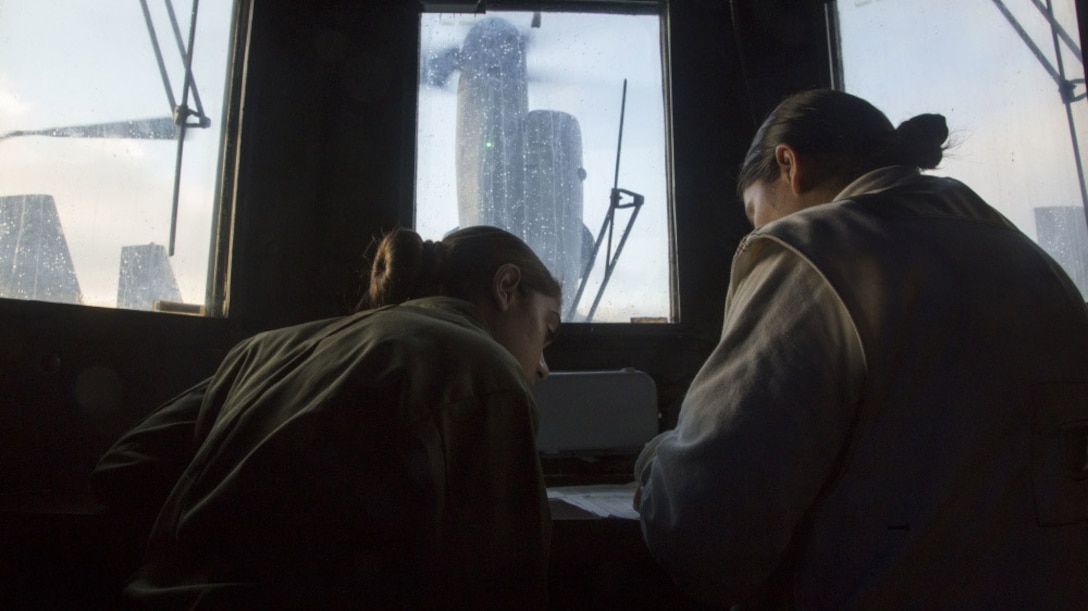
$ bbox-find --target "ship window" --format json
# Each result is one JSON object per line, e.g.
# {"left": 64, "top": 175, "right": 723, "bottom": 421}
{"left": 0, "top": 0, "right": 241, "bottom": 315}
{"left": 416, "top": 8, "right": 673, "bottom": 323}
{"left": 834, "top": 0, "right": 1088, "bottom": 297}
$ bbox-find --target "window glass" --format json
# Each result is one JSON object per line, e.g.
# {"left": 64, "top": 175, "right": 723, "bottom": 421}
{"left": 417, "top": 10, "right": 672, "bottom": 323}
{"left": 836, "top": 0, "right": 1088, "bottom": 297}
{"left": 0, "top": 1, "right": 237, "bottom": 314}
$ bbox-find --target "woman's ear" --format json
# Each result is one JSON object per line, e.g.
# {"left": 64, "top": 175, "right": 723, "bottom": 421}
{"left": 775, "top": 143, "right": 850, "bottom": 208}
{"left": 774, "top": 143, "right": 809, "bottom": 195}
{"left": 490, "top": 264, "right": 523, "bottom": 312}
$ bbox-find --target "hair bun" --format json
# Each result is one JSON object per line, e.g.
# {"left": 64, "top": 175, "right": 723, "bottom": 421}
{"left": 367, "top": 229, "right": 425, "bottom": 307}
{"left": 418, "top": 239, "right": 450, "bottom": 291}
{"left": 894, "top": 113, "right": 948, "bottom": 169}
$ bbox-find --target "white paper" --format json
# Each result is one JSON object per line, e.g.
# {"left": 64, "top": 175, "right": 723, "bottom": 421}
{"left": 547, "top": 482, "right": 640, "bottom": 520}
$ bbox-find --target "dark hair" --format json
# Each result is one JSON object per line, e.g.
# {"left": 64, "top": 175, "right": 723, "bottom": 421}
{"left": 736, "top": 89, "right": 949, "bottom": 197}
{"left": 359, "top": 226, "right": 562, "bottom": 310}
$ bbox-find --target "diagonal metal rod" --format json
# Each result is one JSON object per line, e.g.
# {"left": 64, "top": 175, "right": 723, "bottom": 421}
{"left": 139, "top": 0, "right": 177, "bottom": 111}
{"left": 991, "top": 0, "right": 1063, "bottom": 84}
{"left": 168, "top": 0, "right": 202, "bottom": 256}
{"left": 1043, "top": 0, "right": 1088, "bottom": 232}
{"left": 1030, "top": 0, "right": 1082, "bottom": 62}
{"left": 605, "top": 80, "right": 629, "bottom": 270}
{"left": 568, "top": 79, "right": 629, "bottom": 321}
{"left": 992, "top": 0, "right": 1088, "bottom": 234}
{"left": 165, "top": 0, "right": 206, "bottom": 120}
{"left": 587, "top": 191, "right": 643, "bottom": 321}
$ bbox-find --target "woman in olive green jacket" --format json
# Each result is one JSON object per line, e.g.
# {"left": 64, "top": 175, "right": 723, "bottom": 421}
{"left": 94, "top": 226, "right": 562, "bottom": 610}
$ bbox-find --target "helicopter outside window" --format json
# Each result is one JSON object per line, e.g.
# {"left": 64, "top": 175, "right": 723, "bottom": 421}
{"left": 834, "top": 0, "right": 1088, "bottom": 298}
{"left": 415, "top": 8, "right": 673, "bottom": 323}
{"left": 0, "top": 0, "right": 240, "bottom": 315}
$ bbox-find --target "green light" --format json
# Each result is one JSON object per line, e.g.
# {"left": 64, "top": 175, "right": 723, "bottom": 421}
{"left": 485, "top": 140, "right": 493, "bottom": 148}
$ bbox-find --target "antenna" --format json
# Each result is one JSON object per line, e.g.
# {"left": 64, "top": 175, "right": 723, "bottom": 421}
{"left": 566, "top": 79, "right": 645, "bottom": 322}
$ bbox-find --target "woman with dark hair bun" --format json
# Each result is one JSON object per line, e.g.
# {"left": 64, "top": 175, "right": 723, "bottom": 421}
{"left": 735, "top": 88, "right": 951, "bottom": 226}
{"left": 91, "top": 226, "right": 562, "bottom": 609}
{"left": 636, "top": 89, "right": 1088, "bottom": 608}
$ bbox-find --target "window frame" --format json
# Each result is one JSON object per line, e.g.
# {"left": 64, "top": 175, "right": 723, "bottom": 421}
{"left": 205, "top": 0, "right": 255, "bottom": 318}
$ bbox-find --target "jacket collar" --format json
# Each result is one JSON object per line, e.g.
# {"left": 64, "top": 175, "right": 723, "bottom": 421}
{"left": 834, "top": 165, "right": 921, "bottom": 202}
{"left": 399, "top": 296, "right": 491, "bottom": 334}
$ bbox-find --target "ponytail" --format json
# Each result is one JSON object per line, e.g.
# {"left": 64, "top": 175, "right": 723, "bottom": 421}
{"left": 364, "top": 229, "right": 451, "bottom": 308}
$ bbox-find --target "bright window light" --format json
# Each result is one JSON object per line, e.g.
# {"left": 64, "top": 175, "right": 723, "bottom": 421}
{"left": 836, "top": 0, "right": 1088, "bottom": 297}
{"left": 0, "top": 0, "right": 237, "bottom": 314}
{"left": 416, "top": 10, "right": 672, "bottom": 323}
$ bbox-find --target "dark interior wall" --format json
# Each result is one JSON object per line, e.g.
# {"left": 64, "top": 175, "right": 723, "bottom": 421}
{"left": 1080, "top": 0, "right": 1088, "bottom": 56}
{"left": 228, "top": 0, "right": 419, "bottom": 335}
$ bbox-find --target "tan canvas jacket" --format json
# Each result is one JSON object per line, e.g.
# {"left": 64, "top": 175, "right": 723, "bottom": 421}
{"left": 639, "top": 167, "right": 1088, "bottom": 609}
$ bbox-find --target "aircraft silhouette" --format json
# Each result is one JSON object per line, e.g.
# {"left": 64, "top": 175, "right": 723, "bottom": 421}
{"left": 424, "top": 15, "right": 643, "bottom": 320}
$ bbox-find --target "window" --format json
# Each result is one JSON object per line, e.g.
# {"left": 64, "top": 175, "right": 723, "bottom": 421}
{"left": 416, "top": 8, "right": 672, "bottom": 323}
{"left": 0, "top": 0, "right": 240, "bottom": 314}
{"left": 834, "top": 0, "right": 1088, "bottom": 297}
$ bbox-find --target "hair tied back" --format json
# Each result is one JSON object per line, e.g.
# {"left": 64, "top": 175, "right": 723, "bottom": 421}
{"left": 893, "top": 113, "right": 948, "bottom": 169}
{"left": 418, "top": 239, "right": 450, "bottom": 296}
{"left": 367, "top": 229, "right": 427, "bottom": 308}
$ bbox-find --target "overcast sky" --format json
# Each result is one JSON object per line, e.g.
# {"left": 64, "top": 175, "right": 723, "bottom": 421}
{"left": 840, "top": 0, "right": 1088, "bottom": 237}
{"left": 0, "top": 0, "right": 233, "bottom": 308}
{"left": 2, "top": 1, "right": 1085, "bottom": 312}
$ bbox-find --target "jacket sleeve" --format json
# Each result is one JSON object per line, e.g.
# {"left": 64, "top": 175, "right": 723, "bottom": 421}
{"left": 637, "top": 238, "right": 866, "bottom": 605}
{"left": 90, "top": 377, "right": 210, "bottom": 518}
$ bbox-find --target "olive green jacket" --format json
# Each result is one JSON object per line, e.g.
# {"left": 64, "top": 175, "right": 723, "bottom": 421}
{"left": 93, "top": 297, "right": 550, "bottom": 609}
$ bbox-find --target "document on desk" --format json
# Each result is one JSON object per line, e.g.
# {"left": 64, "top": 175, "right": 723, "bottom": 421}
{"left": 546, "top": 482, "right": 639, "bottom": 520}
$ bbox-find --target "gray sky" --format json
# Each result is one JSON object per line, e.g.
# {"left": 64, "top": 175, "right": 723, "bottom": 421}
{"left": 0, "top": 0, "right": 234, "bottom": 307}
{"left": 2, "top": 1, "right": 1085, "bottom": 312}
{"left": 839, "top": 0, "right": 1088, "bottom": 241}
